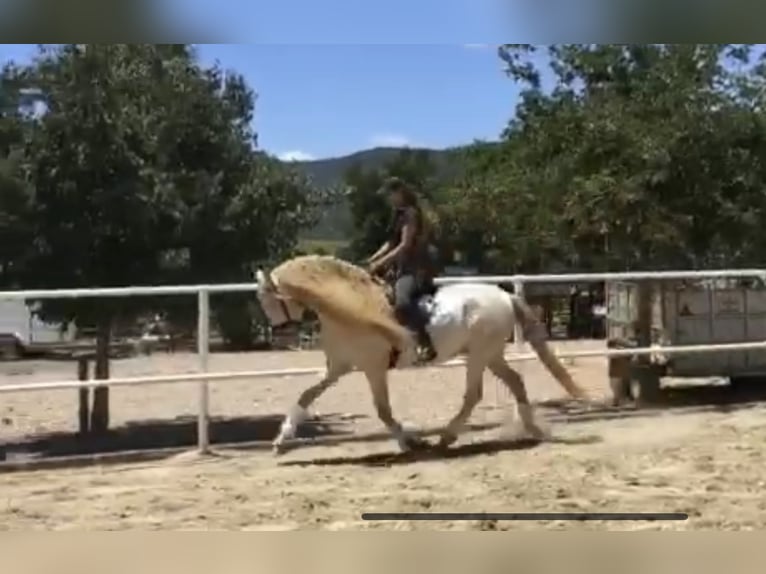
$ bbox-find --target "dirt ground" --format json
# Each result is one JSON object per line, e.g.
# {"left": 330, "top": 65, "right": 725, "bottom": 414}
{"left": 1, "top": 339, "right": 766, "bottom": 530}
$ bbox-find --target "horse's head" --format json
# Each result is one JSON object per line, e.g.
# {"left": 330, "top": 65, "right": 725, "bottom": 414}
{"left": 254, "top": 268, "right": 305, "bottom": 327}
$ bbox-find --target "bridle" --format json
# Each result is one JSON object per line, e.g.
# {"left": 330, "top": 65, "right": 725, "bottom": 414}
{"left": 261, "top": 272, "right": 303, "bottom": 329}
{"left": 275, "top": 296, "right": 302, "bottom": 329}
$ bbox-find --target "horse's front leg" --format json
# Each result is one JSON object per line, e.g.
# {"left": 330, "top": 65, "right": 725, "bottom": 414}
{"left": 364, "top": 368, "right": 430, "bottom": 452}
{"left": 272, "top": 359, "right": 351, "bottom": 454}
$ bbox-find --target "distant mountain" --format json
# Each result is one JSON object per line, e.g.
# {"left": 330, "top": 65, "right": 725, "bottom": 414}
{"left": 285, "top": 146, "right": 454, "bottom": 241}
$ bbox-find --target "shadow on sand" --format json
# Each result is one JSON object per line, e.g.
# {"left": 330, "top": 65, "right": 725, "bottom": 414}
{"left": 0, "top": 413, "right": 502, "bottom": 469}
{"left": 536, "top": 378, "right": 766, "bottom": 425}
{"left": 277, "top": 434, "right": 602, "bottom": 468}
{"left": 3, "top": 378, "right": 766, "bottom": 470}
{"left": 0, "top": 412, "right": 358, "bottom": 464}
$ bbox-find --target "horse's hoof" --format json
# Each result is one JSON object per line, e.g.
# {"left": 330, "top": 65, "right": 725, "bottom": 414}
{"left": 437, "top": 432, "right": 458, "bottom": 449}
{"left": 524, "top": 425, "right": 547, "bottom": 441}
{"left": 578, "top": 398, "right": 606, "bottom": 412}
{"left": 401, "top": 435, "right": 431, "bottom": 452}
{"left": 272, "top": 441, "right": 291, "bottom": 456}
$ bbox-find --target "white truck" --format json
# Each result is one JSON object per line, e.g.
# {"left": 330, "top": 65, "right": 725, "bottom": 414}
{"left": 0, "top": 299, "right": 74, "bottom": 358}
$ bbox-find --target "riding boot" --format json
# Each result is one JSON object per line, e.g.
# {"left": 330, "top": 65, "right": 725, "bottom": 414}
{"left": 416, "top": 325, "right": 437, "bottom": 363}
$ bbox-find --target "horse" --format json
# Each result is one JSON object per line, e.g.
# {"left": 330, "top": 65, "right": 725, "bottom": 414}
{"left": 254, "top": 255, "right": 591, "bottom": 454}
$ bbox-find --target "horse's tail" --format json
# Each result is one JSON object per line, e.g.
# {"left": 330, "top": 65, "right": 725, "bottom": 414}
{"left": 510, "top": 295, "right": 590, "bottom": 400}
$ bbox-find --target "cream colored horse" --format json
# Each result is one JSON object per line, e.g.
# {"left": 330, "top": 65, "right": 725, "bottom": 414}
{"left": 255, "top": 255, "right": 590, "bottom": 454}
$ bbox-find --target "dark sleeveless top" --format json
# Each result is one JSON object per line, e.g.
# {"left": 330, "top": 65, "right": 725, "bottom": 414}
{"left": 387, "top": 206, "right": 430, "bottom": 277}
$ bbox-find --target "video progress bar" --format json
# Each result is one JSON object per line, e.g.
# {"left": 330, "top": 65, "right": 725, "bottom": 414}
{"left": 361, "top": 512, "right": 688, "bottom": 521}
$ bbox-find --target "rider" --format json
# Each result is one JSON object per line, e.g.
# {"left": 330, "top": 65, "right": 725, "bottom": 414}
{"left": 366, "top": 176, "right": 437, "bottom": 363}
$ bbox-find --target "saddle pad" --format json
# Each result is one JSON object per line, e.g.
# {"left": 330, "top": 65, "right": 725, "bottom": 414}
{"left": 419, "top": 294, "right": 462, "bottom": 329}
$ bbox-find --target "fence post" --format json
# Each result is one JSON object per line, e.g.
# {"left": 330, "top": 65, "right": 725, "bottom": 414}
{"left": 197, "top": 289, "right": 211, "bottom": 453}
{"left": 513, "top": 279, "right": 526, "bottom": 351}
{"left": 633, "top": 280, "right": 661, "bottom": 403}
{"left": 91, "top": 321, "right": 111, "bottom": 434}
{"left": 77, "top": 356, "right": 90, "bottom": 435}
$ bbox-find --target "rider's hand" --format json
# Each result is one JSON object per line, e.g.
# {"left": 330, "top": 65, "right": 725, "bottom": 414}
{"left": 368, "top": 260, "right": 384, "bottom": 276}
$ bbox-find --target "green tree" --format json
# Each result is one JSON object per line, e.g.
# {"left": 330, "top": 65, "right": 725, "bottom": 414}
{"left": 141, "top": 50, "right": 324, "bottom": 346}
{"left": 2, "top": 45, "right": 321, "bottom": 429}
{"left": 449, "top": 44, "right": 766, "bottom": 274}
{"left": 0, "top": 63, "right": 35, "bottom": 285}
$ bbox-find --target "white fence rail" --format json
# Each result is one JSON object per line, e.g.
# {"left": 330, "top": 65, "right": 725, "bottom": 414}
{"left": 3, "top": 340, "right": 766, "bottom": 395}
{"left": 1, "top": 268, "right": 765, "bottom": 453}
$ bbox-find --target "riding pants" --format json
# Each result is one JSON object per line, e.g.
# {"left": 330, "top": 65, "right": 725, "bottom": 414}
{"left": 393, "top": 273, "right": 433, "bottom": 346}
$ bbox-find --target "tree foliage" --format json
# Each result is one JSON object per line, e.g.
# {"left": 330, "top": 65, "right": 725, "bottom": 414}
{"left": 0, "top": 44, "right": 323, "bottom": 349}
{"left": 0, "top": 62, "right": 34, "bottom": 283}
{"left": 440, "top": 44, "right": 766, "bottom": 273}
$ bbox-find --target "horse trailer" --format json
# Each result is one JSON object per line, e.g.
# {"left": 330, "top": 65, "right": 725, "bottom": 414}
{"left": 606, "top": 278, "right": 766, "bottom": 401}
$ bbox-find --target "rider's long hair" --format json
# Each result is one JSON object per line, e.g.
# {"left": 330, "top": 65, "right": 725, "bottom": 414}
{"left": 397, "top": 184, "right": 440, "bottom": 244}
{"left": 395, "top": 183, "right": 442, "bottom": 280}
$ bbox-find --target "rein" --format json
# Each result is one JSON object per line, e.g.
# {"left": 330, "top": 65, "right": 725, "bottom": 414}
{"left": 277, "top": 297, "right": 302, "bottom": 328}
{"left": 370, "top": 270, "right": 394, "bottom": 302}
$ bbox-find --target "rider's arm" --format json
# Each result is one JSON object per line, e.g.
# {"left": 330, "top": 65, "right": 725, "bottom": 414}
{"left": 366, "top": 241, "right": 392, "bottom": 264}
{"left": 372, "top": 209, "right": 416, "bottom": 269}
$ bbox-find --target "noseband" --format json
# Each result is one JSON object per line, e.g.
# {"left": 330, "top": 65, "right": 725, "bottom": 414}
{"left": 276, "top": 296, "right": 302, "bottom": 329}
{"left": 264, "top": 273, "right": 302, "bottom": 329}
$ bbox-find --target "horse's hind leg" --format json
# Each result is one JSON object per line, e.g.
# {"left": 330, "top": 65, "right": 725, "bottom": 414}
{"left": 488, "top": 356, "right": 546, "bottom": 440}
{"left": 273, "top": 358, "right": 351, "bottom": 454}
{"left": 438, "top": 354, "right": 486, "bottom": 448}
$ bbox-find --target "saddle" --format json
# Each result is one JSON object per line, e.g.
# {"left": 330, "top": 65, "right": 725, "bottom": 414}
{"left": 371, "top": 271, "right": 437, "bottom": 317}
{"left": 371, "top": 270, "right": 438, "bottom": 369}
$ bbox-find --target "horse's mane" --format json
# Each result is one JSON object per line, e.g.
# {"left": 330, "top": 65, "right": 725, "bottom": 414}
{"left": 271, "top": 255, "right": 410, "bottom": 349}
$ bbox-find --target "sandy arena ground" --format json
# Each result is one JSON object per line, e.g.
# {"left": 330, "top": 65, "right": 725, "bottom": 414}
{"left": 1, "top": 339, "right": 766, "bottom": 530}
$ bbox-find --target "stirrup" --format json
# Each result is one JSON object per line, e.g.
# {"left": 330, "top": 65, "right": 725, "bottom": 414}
{"left": 416, "top": 344, "right": 437, "bottom": 364}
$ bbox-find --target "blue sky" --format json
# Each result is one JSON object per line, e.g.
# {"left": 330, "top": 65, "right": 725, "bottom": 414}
{"left": 194, "top": 43, "right": 522, "bottom": 160}
{"left": 0, "top": 42, "right": 522, "bottom": 161}
{"left": 0, "top": 1, "right": 542, "bottom": 160}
